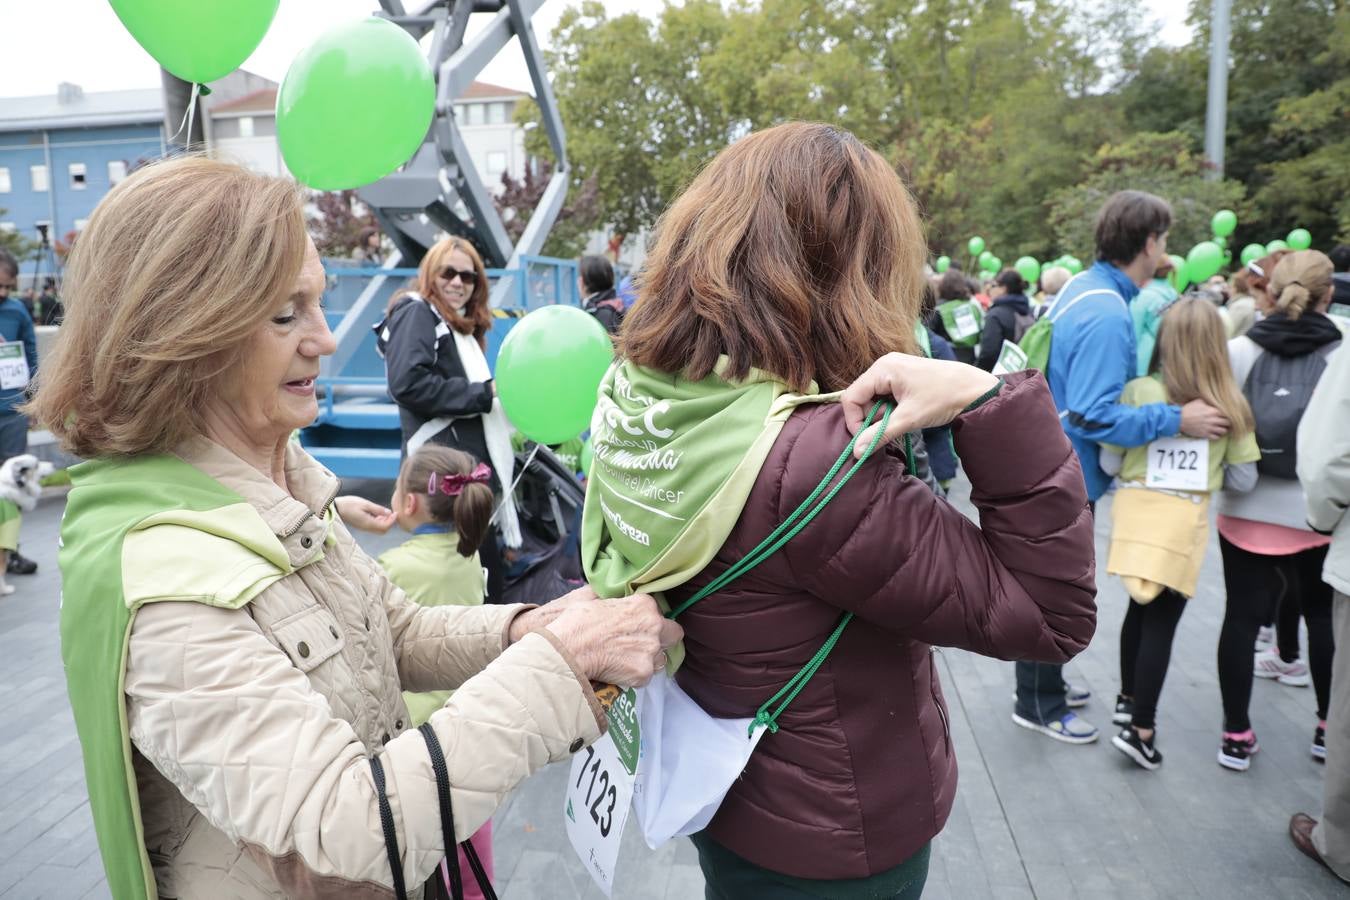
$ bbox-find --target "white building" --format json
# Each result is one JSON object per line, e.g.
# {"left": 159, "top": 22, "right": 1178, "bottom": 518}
{"left": 451, "top": 80, "right": 529, "bottom": 187}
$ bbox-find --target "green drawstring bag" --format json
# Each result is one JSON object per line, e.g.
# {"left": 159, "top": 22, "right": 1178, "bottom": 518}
{"left": 936, "top": 299, "right": 983, "bottom": 348}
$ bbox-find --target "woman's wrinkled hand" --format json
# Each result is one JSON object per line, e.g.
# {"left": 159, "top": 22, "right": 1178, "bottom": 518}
{"left": 334, "top": 496, "right": 397, "bottom": 534}
{"left": 841, "top": 353, "right": 1000, "bottom": 457}
{"left": 531, "top": 591, "right": 682, "bottom": 689}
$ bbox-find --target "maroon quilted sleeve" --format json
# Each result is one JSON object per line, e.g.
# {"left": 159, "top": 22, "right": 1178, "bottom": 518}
{"left": 778, "top": 370, "right": 1097, "bottom": 662}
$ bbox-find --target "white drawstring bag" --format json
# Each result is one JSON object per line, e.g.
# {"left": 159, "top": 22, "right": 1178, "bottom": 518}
{"left": 631, "top": 671, "right": 765, "bottom": 848}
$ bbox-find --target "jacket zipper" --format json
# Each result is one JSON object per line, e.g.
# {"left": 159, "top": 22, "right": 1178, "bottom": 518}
{"left": 930, "top": 648, "right": 952, "bottom": 756}
{"left": 280, "top": 485, "right": 341, "bottom": 539}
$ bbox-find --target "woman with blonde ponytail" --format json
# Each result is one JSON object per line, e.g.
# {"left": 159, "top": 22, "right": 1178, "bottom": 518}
{"left": 1216, "top": 249, "right": 1341, "bottom": 772}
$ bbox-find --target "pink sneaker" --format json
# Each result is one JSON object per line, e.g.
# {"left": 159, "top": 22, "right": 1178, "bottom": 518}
{"left": 1254, "top": 649, "right": 1311, "bottom": 687}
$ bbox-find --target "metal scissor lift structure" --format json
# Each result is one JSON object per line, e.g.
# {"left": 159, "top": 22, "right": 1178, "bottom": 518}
{"left": 305, "top": 0, "right": 574, "bottom": 479}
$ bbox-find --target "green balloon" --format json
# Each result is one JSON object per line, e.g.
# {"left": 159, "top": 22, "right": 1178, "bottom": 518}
{"left": 1062, "top": 256, "right": 1083, "bottom": 274}
{"left": 1213, "top": 235, "right": 1227, "bottom": 249}
{"left": 1168, "top": 254, "right": 1189, "bottom": 292}
{"left": 496, "top": 306, "right": 614, "bottom": 445}
{"left": 1239, "top": 243, "right": 1266, "bottom": 266}
{"left": 1266, "top": 239, "right": 1289, "bottom": 253}
{"left": 278, "top": 17, "right": 435, "bottom": 191}
{"left": 1288, "top": 228, "right": 1312, "bottom": 250}
{"left": 935, "top": 255, "right": 951, "bottom": 273}
{"left": 109, "top": 0, "right": 278, "bottom": 84}
{"left": 968, "top": 236, "right": 986, "bottom": 257}
{"left": 978, "top": 250, "right": 993, "bottom": 267}
{"left": 1211, "top": 209, "right": 1237, "bottom": 238}
{"left": 988, "top": 255, "right": 1002, "bottom": 272}
{"left": 1186, "top": 241, "right": 1224, "bottom": 282}
{"left": 1014, "top": 256, "right": 1041, "bottom": 284}
{"left": 579, "top": 439, "right": 594, "bottom": 478}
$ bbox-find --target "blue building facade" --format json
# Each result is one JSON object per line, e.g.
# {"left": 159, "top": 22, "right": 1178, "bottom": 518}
{"left": 0, "top": 85, "right": 164, "bottom": 273}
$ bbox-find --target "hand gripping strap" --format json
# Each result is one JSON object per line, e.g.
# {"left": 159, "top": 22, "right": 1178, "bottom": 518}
{"left": 418, "top": 723, "right": 499, "bottom": 900}
{"left": 368, "top": 754, "right": 408, "bottom": 900}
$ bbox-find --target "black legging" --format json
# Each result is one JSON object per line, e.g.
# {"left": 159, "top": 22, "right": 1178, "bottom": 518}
{"left": 1275, "top": 571, "right": 1304, "bottom": 663}
{"left": 1119, "top": 588, "right": 1188, "bottom": 731}
{"left": 1217, "top": 535, "right": 1334, "bottom": 732}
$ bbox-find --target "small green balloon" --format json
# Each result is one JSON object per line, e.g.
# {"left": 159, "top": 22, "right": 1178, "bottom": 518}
{"left": 983, "top": 255, "right": 1002, "bottom": 274}
{"left": 935, "top": 255, "right": 951, "bottom": 273}
{"left": 109, "top": 0, "right": 279, "bottom": 84}
{"left": 1213, "top": 235, "right": 1227, "bottom": 249}
{"left": 1266, "top": 239, "right": 1289, "bottom": 253}
{"left": 1211, "top": 209, "right": 1237, "bottom": 238}
{"left": 978, "top": 250, "right": 993, "bottom": 267}
{"left": 1062, "top": 256, "right": 1083, "bottom": 274}
{"left": 1287, "top": 228, "right": 1312, "bottom": 250}
{"left": 968, "top": 236, "right": 986, "bottom": 257}
{"left": 1168, "top": 254, "right": 1189, "bottom": 292}
{"left": 496, "top": 306, "right": 614, "bottom": 445}
{"left": 1239, "top": 243, "right": 1266, "bottom": 267}
{"left": 1186, "top": 241, "right": 1224, "bottom": 283}
{"left": 278, "top": 17, "right": 435, "bottom": 191}
{"left": 1014, "top": 256, "right": 1041, "bottom": 284}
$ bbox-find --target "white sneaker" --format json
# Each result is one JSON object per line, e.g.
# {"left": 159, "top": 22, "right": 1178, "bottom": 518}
{"left": 1254, "top": 649, "right": 1311, "bottom": 687}
{"left": 1255, "top": 625, "right": 1275, "bottom": 652}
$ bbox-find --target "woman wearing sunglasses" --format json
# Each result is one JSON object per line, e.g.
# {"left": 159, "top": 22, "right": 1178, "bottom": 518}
{"left": 377, "top": 237, "right": 515, "bottom": 603}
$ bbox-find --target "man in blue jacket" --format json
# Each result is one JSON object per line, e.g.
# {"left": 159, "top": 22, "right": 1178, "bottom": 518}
{"left": 0, "top": 250, "right": 38, "bottom": 575}
{"left": 1013, "top": 191, "right": 1231, "bottom": 744}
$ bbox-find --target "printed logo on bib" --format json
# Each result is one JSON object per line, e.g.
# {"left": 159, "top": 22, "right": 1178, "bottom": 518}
{"left": 0, "top": 344, "right": 29, "bottom": 391}
{"left": 950, "top": 303, "right": 980, "bottom": 340}
{"left": 564, "top": 688, "right": 639, "bottom": 895}
{"left": 991, "top": 339, "right": 1028, "bottom": 376}
{"left": 1145, "top": 436, "right": 1209, "bottom": 491}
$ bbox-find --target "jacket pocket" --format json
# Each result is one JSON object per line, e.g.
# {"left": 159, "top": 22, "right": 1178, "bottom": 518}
{"left": 270, "top": 605, "right": 346, "bottom": 674}
{"left": 929, "top": 648, "right": 951, "bottom": 756}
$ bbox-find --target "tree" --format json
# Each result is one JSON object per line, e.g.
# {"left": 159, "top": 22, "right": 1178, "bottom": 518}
{"left": 308, "top": 190, "right": 379, "bottom": 258}
{"left": 493, "top": 159, "right": 601, "bottom": 258}
{"left": 1047, "top": 132, "right": 1247, "bottom": 261}
{"left": 0, "top": 211, "right": 34, "bottom": 264}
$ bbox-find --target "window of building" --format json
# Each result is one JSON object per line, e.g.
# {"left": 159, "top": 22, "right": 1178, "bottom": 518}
{"left": 30, "top": 165, "right": 47, "bottom": 192}
{"left": 467, "top": 103, "right": 485, "bottom": 126}
{"left": 486, "top": 150, "right": 507, "bottom": 176}
{"left": 238, "top": 116, "right": 255, "bottom": 138}
{"left": 108, "top": 160, "right": 128, "bottom": 185}
{"left": 0, "top": 168, "right": 10, "bottom": 193}
{"left": 488, "top": 102, "right": 508, "bottom": 124}
{"left": 454, "top": 104, "right": 466, "bottom": 121}
{"left": 69, "top": 162, "right": 87, "bottom": 190}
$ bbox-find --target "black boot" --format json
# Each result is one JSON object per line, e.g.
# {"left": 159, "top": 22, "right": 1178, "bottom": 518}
{"left": 7, "top": 551, "right": 37, "bottom": 575}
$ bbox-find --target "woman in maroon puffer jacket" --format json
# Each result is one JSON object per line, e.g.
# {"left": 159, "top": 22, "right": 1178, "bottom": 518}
{"left": 585, "top": 122, "right": 1097, "bottom": 898}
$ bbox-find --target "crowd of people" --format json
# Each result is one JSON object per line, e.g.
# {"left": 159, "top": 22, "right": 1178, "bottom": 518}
{"left": 15, "top": 120, "right": 1350, "bottom": 899}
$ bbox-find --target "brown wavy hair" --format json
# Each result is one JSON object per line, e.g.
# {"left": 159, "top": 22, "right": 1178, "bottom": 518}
{"left": 404, "top": 236, "right": 493, "bottom": 347}
{"left": 399, "top": 444, "right": 494, "bottom": 558}
{"left": 621, "top": 122, "right": 924, "bottom": 392}
{"left": 1269, "top": 250, "right": 1335, "bottom": 321}
{"left": 23, "top": 156, "right": 306, "bottom": 458}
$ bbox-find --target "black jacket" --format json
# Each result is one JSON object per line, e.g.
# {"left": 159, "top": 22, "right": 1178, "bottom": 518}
{"left": 583, "top": 287, "right": 624, "bottom": 335}
{"left": 1246, "top": 310, "right": 1343, "bottom": 357}
{"left": 976, "top": 294, "right": 1033, "bottom": 371}
{"left": 376, "top": 295, "right": 498, "bottom": 489}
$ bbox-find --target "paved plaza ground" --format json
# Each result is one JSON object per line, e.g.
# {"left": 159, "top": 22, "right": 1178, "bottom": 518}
{"left": 0, "top": 475, "right": 1345, "bottom": 898}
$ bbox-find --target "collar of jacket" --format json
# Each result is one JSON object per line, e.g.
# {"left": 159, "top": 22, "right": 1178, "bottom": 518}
{"left": 1089, "top": 259, "right": 1142, "bottom": 302}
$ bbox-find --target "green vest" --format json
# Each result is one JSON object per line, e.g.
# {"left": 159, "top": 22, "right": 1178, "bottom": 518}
{"left": 60, "top": 455, "right": 326, "bottom": 899}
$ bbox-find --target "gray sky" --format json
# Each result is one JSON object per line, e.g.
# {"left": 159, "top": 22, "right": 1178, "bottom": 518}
{"left": 0, "top": 0, "right": 1190, "bottom": 100}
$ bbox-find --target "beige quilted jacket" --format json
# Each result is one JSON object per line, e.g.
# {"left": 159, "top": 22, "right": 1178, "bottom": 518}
{"left": 124, "top": 438, "right": 605, "bottom": 898}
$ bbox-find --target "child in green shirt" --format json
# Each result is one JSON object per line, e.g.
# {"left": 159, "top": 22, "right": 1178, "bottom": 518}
{"left": 379, "top": 444, "right": 496, "bottom": 898}
{"left": 1099, "top": 297, "right": 1259, "bottom": 771}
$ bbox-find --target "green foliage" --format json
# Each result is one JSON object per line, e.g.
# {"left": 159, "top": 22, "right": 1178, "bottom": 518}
{"left": 1047, "top": 132, "right": 1247, "bottom": 262}
{"left": 0, "top": 212, "right": 35, "bottom": 264}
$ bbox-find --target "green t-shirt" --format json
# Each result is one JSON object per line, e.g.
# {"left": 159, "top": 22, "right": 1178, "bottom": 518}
{"left": 379, "top": 529, "right": 486, "bottom": 726}
{"left": 512, "top": 432, "right": 585, "bottom": 477}
{"left": 1106, "top": 375, "right": 1260, "bottom": 492}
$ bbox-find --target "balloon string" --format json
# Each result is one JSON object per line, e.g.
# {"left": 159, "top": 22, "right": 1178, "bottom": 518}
{"left": 490, "top": 442, "right": 541, "bottom": 527}
{"left": 167, "top": 82, "right": 202, "bottom": 148}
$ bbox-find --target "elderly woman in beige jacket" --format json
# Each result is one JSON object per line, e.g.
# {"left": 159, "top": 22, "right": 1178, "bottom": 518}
{"left": 28, "top": 157, "right": 680, "bottom": 900}
{"left": 1291, "top": 339, "right": 1350, "bottom": 885}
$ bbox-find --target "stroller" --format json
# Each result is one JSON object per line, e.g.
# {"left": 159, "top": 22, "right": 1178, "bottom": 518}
{"left": 502, "top": 444, "right": 586, "bottom": 605}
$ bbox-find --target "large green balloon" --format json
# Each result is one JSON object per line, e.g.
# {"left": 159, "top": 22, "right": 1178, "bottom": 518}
{"left": 1239, "top": 243, "right": 1266, "bottom": 267}
{"left": 968, "top": 236, "right": 986, "bottom": 257}
{"left": 1266, "top": 239, "right": 1289, "bottom": 253}
{"left": 1211, "top": 209, "right": 1237, "bottom": 238}
{"left": 935, "top": 255, "right": 951, "bottom": 273}
{"left": 109, "top": 0, "right": 278, "bottom": 84}
{"left": 496, "top": 306, "right": 614, "bottom": 445}
{"left": 1168, "top": 254, "right": 1189, "bottom": 293}
{"left": 1014, "top": 256, "right": 1041, "bottom": 284}
{"left": 1186, "top": 241, "right": 1224, "bottom": 283}
{"left": 1287, "top": 228, "right": 1312, "bottom": 250}
{"left": 278, "top": 17, "right": 435, "bottom": 191}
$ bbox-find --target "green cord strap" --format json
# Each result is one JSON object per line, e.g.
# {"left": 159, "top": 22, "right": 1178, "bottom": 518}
{"left": 666, "top": 400, "right": 906, "bottom": 735}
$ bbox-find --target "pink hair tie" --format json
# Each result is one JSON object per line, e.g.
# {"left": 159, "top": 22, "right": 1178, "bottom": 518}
{"left": 427, "top": 462, "right": 492, "bottom": 497}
